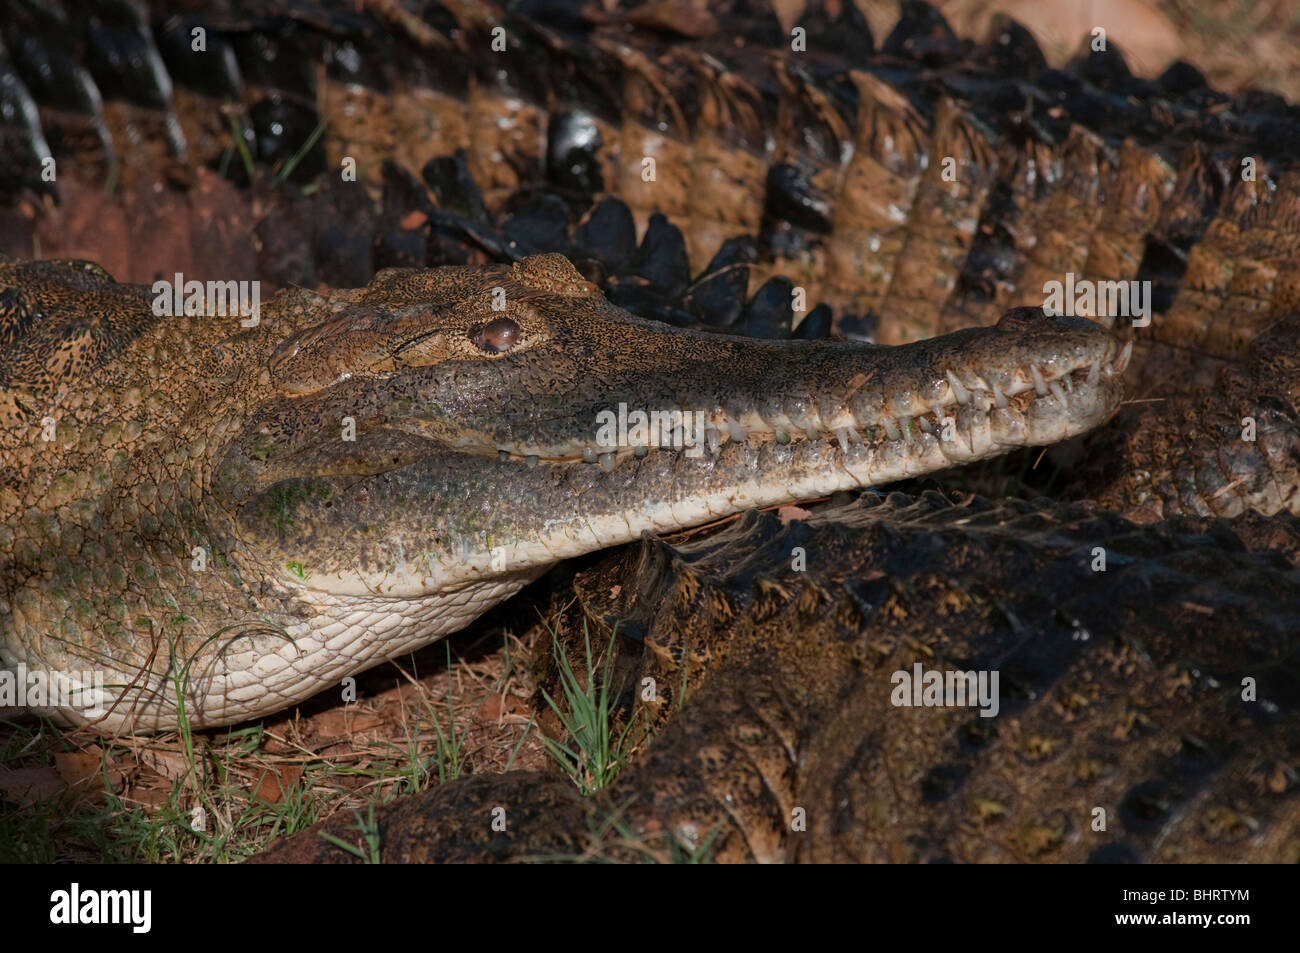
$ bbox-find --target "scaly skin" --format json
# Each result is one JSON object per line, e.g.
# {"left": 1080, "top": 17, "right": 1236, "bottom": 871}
{"left": 2, "top": 0, "right": 1298, "bottom": 862}
{"left": 4, "top": 0, "right": 1299, "bottom": 523}
{"left": 1077, "top": 313, "right": 1300, "bottom": 520}
{"left": 256, "top": 493, "right": 1300, "bottom": 863}
{"left": 0, "top": 253, "right": 1127, "bottom": 731}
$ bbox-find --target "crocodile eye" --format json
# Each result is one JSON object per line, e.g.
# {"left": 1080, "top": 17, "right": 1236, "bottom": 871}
{"left": 472, "top": 317, "right": 520, "bottom": 353}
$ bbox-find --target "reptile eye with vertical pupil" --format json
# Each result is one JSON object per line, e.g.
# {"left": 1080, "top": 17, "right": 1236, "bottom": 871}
{"left": 472, "top": 317, "right": 520, "bottom": 352}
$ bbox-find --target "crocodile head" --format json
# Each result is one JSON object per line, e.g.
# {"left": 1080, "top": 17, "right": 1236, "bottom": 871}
{"left": 220, "top": 254, "right": 1129, "bottom": 599}
{"left": 4, "top": 254, "right": 1129, "bottom": 731}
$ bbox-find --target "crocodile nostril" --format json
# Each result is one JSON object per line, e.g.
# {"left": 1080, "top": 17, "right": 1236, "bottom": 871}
{"left": 473, "top": 317, "right": 520, "bottom": 352}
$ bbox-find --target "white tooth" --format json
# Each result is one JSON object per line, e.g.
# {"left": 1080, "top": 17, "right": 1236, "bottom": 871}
{"left": 706, "top": 427, "right": 722, "bottom": 454}
{"left": 918, "top": 416, "right": 933, "bottom": 434}
{"left": 834, "top": 427, "right": 850, "bottom": 453}
{"left": 946, "top": 370, "right": 970, "bottom": 404}
{"left": 1086, "top": 360, "right": 1100, "bottom": 386}
{"left": 883, "top": 417, "right": 901, "bottom": 441}
{"left": 727, "top": 416, "right": 748, "bottom": 442}
{"left": 1004, "top": 378, "right": 1030, "bottom": 398}
{"left": 1030, "top": 364, "right": 1048, "bottom": 396}
{"left": 583, "top": 446, "right": 597, "bottom": 464}
{"left": 599, "top": 452, "right": 616, "bottom": 471}
{"left": 847, "top": 426, "right": 862, "bottom": 444}
{"left": 1063, "top": 374, "right": 1073, "bottom": 394}
{"left": 1049, "top": 380, "right": 1068, "bottom": 404}
{"left": 972, "top": 390, "right": 991, "bottom": 412}
{"left": 991, "top": 383, "right": 1008, "bottom": 408}
{"left": 1117, "top": 340, "right": 1134, "bottom": 373}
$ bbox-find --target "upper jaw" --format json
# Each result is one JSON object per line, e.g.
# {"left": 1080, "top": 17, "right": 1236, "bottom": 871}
{"left": 396, "top": 307, "right": 1130, "bottom": 469}
{"left": 225, "top": 306, "right": 1128, "bottom": 598}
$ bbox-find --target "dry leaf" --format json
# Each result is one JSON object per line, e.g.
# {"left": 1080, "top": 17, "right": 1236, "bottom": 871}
{"left": 778, "top": 504, "right": 812, "bottom": 524}
{"left": 252, "top": 765, "right": 304, "bottom": 804}
{"left": 400, "top": 210, "right": 428, "bottom": 230}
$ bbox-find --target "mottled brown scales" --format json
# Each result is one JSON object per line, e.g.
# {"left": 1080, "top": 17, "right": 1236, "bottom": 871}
{"left": 1079, "top": 313, "right": 1300, "bottom": 519}
{"left": 11, "top": 0, "right": 1292, "bottom": 354}
{"left": 0, "top": 259, "right": 163, "bottom": 436}
{"left": 4, "top": 0, "right": 1300, "bottom": 862}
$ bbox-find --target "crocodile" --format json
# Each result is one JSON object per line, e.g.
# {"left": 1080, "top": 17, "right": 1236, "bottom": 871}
{"left": 0, "top": 0, "right": 1298, "bottom": 860}
{"left": 0, "top": 252, "right": 1128, "bottom": 731}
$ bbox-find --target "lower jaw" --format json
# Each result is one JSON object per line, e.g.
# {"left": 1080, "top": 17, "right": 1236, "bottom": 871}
{"left": 438, "top": 388, "right": 1122, "bottom": 576}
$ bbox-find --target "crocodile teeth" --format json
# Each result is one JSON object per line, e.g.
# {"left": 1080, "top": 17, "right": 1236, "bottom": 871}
{"left": 945, "top": 370, "right": 970, "bottom": 405}
{"left": 598, "top": 452, "right": 615, "bottom": 471}
{"left": 834, "top": 427, "right": 850, "bottom": 452}
{"left": 633, "top": 445, "right": 648, "bottom": 458}
{"left": 1049, "top": 380, "right": 1068, "bottom": 404}
{"left": 525, "top": 454, "right": 539, "bottom": 468}
{"left": 1086, "top": 360, "right": 1100, "bottom": 387}
{"left": 726, "top": 416, "right": 748, "bottom": 442}
{"left": 705, "top": 427, "right": 722, "bottom": 454}
{"left": 583, "top": 446, "right": 598, "bottom": 464}
{"left": 991, "top": 382, "right": 1008, "bottom": 408}
{"left": 918, "top": 416, "right": 933, "bottom": 434}
{"left": 1030, "top": 365, "right": 1048, "bottom": 396}
{"left": 1116, "top": 340, "right": 1134, "bottom": 374}
{"left": 883, "top": 417, "right": 901, "bottom": 441}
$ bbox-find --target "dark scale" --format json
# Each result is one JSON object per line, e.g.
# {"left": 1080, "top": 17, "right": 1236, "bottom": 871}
{"left": 502, "top": 192, "right": 572, "bottom": 259}
{"left": 570, "top": 197, "right": 638, "bottom": 277}
{"left": 609, "top": 212, "right": 691, "bottom": 304}
{"left": 736, "top": 275, "right": 794, "bottom": 338}
{"left": 881, "top": 0, "right": 965, "bottom": 65}
{"left": 421, "top": 151, "right": 489, "bottom": 223}
{"left": 151, "top": 14, "right": 244, "bottom": 101}
{"left": 82, "top": 0, "right": 175, "bottom": 111}
{"left": 681, "top": 236, "right": 758, "bottom": 331}
{"left": 0, "top": 38, "right": 53, "bottom": 197}
{"left": 792, "top": 302, "right": 832, "bottom": 340}
{"left": 231, "top": 17, "right": 325, "bottom": 182}
{"left": 794, "top": 0, "right": 875, "bottom": 63}
{"left": 545, "top": 110, "right": 604, "bottom": 197}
